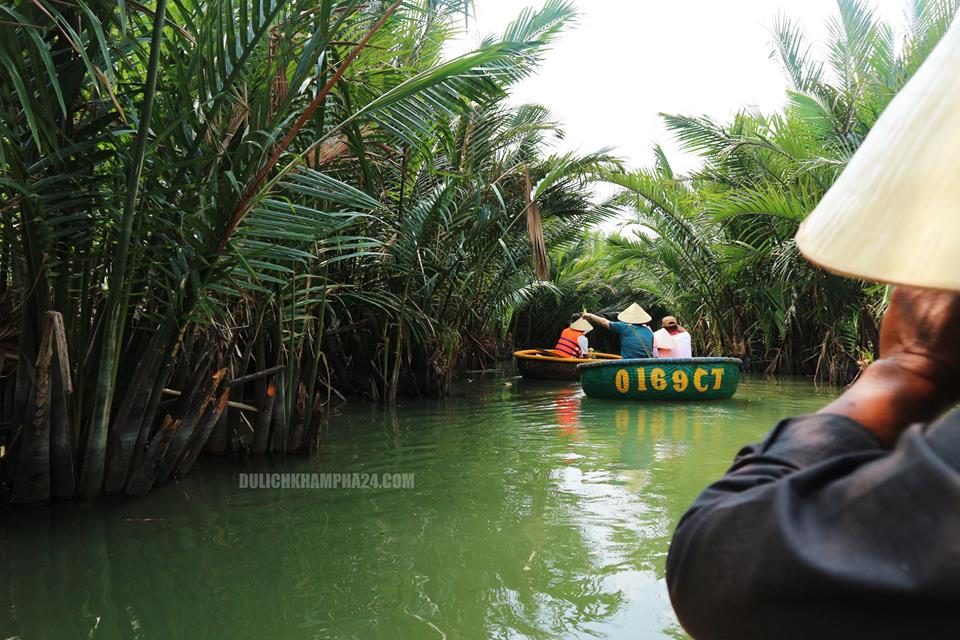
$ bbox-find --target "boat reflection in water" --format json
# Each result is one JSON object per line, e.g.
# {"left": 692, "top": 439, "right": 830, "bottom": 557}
{"left": 554, "top": 388, "right": 581, "bottom": 439}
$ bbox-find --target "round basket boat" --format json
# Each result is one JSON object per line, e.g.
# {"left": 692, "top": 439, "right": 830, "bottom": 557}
{"left": 578, "top": 357, "right": 742, "bottom": 401}
{"left": 514, "top": 349, "right": 620, "bottom": 381}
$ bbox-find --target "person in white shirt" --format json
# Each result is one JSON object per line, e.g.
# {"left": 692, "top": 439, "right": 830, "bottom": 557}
{"left": 656, "top": 316, "right": 692, "bottom": 358}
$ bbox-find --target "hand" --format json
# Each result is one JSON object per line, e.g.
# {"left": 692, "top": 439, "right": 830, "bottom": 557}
{"left": 820, "top": 286, "right": 960, "bottom": 446}
{"left": 879, "top": 286, "right": 960, "bottom": 393}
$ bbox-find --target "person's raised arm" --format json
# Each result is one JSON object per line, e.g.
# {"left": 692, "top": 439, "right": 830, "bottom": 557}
{"left": 582, "top": 312, "right": 611, "bottom": 330}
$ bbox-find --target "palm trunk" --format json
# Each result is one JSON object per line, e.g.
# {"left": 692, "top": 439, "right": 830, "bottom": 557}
{"left": 11, "top": 313, "right": 56, "bottom": 504}
{"left": 79, "top": 0, "right": 169, "bottom": 497}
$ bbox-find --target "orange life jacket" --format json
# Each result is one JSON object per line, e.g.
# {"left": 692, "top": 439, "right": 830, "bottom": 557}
{"left": 554, "top": 327, "right": 584, "bottom": 358}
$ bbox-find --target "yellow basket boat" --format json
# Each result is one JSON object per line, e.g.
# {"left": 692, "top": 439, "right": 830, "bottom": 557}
{"left": 513, "top": 349, "right": 621, "bottom": 381}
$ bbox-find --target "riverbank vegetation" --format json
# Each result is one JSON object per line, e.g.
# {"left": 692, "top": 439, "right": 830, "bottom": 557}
{"left": 0, "top": 0, "right": 617, "bottom": 501}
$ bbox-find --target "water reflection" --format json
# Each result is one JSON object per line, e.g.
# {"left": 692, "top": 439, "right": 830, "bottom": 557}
{"left": 1, "top": 375, "right": 837, "bottom": 639}
{"left": 554, "top": 388, "right": 581, "bottom": 440}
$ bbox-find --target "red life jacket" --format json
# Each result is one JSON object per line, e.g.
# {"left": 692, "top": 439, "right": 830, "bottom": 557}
{"left": 554, "top": 327, "right": 584, "bottom": 358}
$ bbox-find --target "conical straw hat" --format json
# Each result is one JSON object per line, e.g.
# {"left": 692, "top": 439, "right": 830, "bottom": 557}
{"left": 653, "top": 328, "right": 676, "bottom": 349}
{"left": 796, "top": 19, "right": 960, "bottom": 291}
{"left": 617, "top": 303, "right": 652, "bottom": 324}
{"left": 570, "top": 317, "right": 593, "bottom": 333}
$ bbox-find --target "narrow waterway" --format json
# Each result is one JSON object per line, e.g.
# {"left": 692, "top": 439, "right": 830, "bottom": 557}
{"left": 1, "top": 374, "right": 838, "bottom": 639}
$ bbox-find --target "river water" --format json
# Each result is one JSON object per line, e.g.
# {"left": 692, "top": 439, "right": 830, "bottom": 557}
{"left": 0, "top": 374, "right": 838, "bottom": 639}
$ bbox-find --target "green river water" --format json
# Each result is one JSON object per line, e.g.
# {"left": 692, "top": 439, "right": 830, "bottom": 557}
{"left": 1, "top": 375, "right": 838, "bottom": 639}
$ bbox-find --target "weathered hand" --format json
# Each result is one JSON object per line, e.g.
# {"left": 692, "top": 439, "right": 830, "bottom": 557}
{"left": 879, "top": 286, "right": 960, "bottom": 396}
{"left": 820, "top": 286, "right": 960, "bottom": 446}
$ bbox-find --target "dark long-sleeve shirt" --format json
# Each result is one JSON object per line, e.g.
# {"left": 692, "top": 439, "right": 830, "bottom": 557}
{"left": 666, "top": 411, "right": 960, "bottom": 640}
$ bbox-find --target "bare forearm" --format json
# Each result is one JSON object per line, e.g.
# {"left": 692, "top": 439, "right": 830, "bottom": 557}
{"left": 583, "top": 313, "right": 610, "bottom": 330}
{"left": 818, "top": 358, "right": 949, "bottom": 447}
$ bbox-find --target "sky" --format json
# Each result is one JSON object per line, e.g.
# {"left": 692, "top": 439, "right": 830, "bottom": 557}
{"left": 449, "top": 0, "right": 907, "bottom": 177}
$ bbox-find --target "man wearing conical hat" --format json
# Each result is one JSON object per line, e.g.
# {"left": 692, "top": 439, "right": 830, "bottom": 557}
{"left": 667, "top": 20, "right": 960, "bottom": 639}
{"left": 552, "top": 313, "right": 592, "bottom": 358}
{"left": 582, "top": 303, "right": 656, "bottom": 359}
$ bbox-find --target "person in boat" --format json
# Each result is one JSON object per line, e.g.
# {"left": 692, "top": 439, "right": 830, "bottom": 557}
{"left": 552, "top": 314, "right": 592, "bottom": 358}
{"left": 667, "top": 35, "right": 960, "bottom": 639}
{"left": 655, "top": 316, "right": 692, "bottom": 358}
{"left": 582, "top": 303, "right": 656, "bottom": 359}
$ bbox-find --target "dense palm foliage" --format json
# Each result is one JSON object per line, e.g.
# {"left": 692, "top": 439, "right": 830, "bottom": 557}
{"left": 575, "top": 0, "right": 959, "bottom": 382}
{"left": 0, "top": 0, "right": 617, "bottom": 501}
{"left": 509, "top": 231, "right": 662, "bottom": 353}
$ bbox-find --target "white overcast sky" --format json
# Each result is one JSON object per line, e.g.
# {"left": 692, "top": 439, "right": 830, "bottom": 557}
{"left": 449, "top": 0, "right": 906, "bottom": 175}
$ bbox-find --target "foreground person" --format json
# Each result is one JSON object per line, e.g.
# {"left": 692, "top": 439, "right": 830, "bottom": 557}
{"left": 666, "top": 287, "right": 960, "bottom": 638}
{"left": 669, "top": 15, "right": 960, "bottom": 638}
{"left": 583, "top": 304, "right": 656, "bottom": 358}
{"left": 553, "top": 314, "right": 592, "bottom": 358}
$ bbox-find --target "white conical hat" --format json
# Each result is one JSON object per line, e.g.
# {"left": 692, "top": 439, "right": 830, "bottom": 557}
{"left": 653, "top": 328, "right": 676, "bottom": 349}
{"left": 796, "top": 19, "right": 960, "bottom": 291}
{"left": 617, "top": 303, "right": 652, "bottom": 324}
{"left": 570, "top": 317, "right": 593, "bottom": 333}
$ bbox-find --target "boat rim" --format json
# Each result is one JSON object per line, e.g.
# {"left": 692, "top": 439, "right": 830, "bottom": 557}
{"left": 578, "top": 356, "right": 742, "bottom": 370}
{"left": 513, "top": 349, "right": 620, "bottom": 364}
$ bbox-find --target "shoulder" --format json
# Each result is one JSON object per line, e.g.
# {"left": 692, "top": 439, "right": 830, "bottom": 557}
{"left": 609, "top": 321, "right": 626, "bottom": 333}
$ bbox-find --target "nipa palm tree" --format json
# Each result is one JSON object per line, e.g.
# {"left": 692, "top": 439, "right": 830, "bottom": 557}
{"left": 0, "top": 0, "right": 615, "bottom": 502}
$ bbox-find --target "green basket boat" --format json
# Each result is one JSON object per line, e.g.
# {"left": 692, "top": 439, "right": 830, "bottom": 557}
{"left": 578, "top": 357, "right": 742, "bottom": 401}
